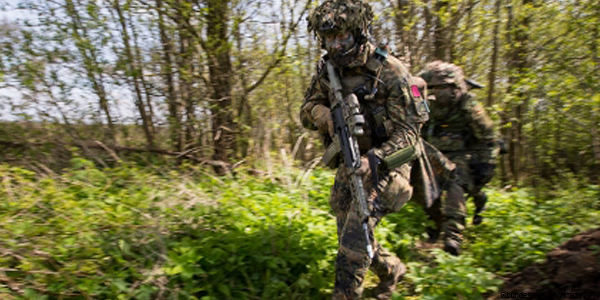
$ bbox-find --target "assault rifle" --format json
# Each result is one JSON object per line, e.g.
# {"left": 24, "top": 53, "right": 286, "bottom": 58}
{"left": 322, "top": 60, "right": 374, "bottom": 259}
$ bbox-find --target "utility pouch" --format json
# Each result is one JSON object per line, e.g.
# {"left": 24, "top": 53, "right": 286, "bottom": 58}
{"left": 382, "top": 145, "right": 417, "bottom": 170}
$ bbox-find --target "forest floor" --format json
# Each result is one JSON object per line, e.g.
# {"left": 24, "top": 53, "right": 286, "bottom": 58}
{"left": 490, "top": 228, "right": 600, "bottom": 299}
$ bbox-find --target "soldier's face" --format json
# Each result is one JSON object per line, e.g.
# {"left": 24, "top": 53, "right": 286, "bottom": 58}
{"left": 323, "top": 31, "right": 355, "bottom": 56}
{"left": 430, "top": 85, "right": 461, "bottom": 103}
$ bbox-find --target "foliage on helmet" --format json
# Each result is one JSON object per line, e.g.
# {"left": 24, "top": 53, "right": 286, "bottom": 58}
{"left": 419, "top": 60, "right": 468, "bottom": 93}
{"left": 307, "top": 0, "right": 374, "bottom": 39}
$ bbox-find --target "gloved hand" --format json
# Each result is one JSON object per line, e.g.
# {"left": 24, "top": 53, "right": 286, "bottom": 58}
{"left": 355, "top": 156, "right": 370, "bottom": 176}
{"left": 311, "top": 104, "right": 335, "bottom": 138}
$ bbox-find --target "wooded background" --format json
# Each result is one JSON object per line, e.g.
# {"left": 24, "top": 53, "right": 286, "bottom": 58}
{"left": 1, "top": 0, "right": 598, "bottom": 183}
{"left": 1, "top": 1, "right": 599, "bottom": 299}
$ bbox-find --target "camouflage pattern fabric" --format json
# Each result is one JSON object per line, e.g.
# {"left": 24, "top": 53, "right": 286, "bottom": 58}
{"left": 300, "top": 41, "right": 449, "bottom": 299}
{"left": 424, "top": 93, "right": 497, "bottom": 157}
{"left": 330, "top": 162, "right": 412, "bottom": 299}
{"left": 424, "top": 92, "right": 498, "bottom": 217}
{"left": 419, "top": 61, "right": 468, "bottom": 94}
{"left": 418, "top": 61, "right": 499, "bottom": 253}
{"left": 418, "top": 69, "right": 496, "bottom": 252}
{"left": 411, "top": 140, "right": 457, "bottom": 232}
{"left": 301, "top": 42, "right": 430, "bottom": 156}
{"left": 307, "top": 0, "right": 374, "bottom": 40}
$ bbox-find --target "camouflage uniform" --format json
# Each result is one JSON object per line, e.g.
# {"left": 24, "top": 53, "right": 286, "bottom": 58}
{"left": 301, "top": 1, "right": 450, "bottom": 298}
{"left": 418, "top": 61, "right": 498, "bottom": 254}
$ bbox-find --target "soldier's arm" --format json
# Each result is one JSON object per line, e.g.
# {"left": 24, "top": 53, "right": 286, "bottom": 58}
{"left": 300, "top": 70, "right": 330, "bottom": 131}
{"left": 467, "top": 101, "right": 498, "bottom": 161}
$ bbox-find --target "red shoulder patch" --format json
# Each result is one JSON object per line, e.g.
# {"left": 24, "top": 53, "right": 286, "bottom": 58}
{"left": 411, "top": 85, "right": 421, "bottom": 98}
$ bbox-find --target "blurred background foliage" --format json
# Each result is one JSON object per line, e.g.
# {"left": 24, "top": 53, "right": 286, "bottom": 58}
{"left": 0, "top": 0, "right": 597, "bottom": 182}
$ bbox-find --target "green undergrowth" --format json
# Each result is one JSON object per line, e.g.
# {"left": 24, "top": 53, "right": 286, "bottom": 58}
{"left": 0, "top": 159, "right": 598, "bottom": 300}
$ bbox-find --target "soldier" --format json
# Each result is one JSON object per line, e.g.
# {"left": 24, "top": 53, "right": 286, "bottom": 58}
{"left": 418, "top": 61, "right": 499, "bottom": 255}
{"left": 300, "top": 1, "right": 451, "bottom": 299}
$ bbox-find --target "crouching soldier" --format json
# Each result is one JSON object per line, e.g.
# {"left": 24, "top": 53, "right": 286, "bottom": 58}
{"left": 418, "top": 61, "right": 500, "bottom": 255}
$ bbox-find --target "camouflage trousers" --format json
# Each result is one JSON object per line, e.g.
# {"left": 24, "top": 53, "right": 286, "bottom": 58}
{"left": 430, "top": 152, "right": 495, "bottom": 238}
{"left": 330, "top": 160, "right": 413, "bottom": 300}
{"left": 450, "top": 152, "right": 494, "bottom": 214}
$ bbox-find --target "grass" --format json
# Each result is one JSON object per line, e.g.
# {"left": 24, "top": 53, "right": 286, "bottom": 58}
{"left": 0, "top": 159, "right": 598, "bottom": 299}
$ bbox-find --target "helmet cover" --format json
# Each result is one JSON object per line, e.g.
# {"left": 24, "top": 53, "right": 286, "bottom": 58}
{"left": 307, "top": 0, "right": 374, "bottom": 42}
{"left": 419, "top": 61, "right": 468, "bottom": 93}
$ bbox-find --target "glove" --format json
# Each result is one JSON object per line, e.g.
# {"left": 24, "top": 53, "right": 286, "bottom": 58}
{"left": 355, "top": 156, "right": 370, "bottom": 176}
{"left": 311, "top": 105, "right": 335, "bottom": 138}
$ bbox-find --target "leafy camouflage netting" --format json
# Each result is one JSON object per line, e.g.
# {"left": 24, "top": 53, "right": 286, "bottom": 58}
{"left": 419, "top": 60, "right": 468, "bottom": 93}
{"left": 307, "top": 0, "right": 374, "bottom": 37}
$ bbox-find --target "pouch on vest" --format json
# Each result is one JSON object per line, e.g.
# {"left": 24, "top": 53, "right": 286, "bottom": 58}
{"left": 372, "top": 106, "right": 392, "bottom": 138}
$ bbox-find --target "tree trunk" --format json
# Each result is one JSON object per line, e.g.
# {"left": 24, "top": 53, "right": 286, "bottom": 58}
{"left": 421, "top": 0, "right": 433, "bottom": 66}
{"left": 65, "top": 0, "right": 115, "bottom": 143}
{"left": 206, "top": 0, "right": 234, "bottom": 173}
{"left": 513, "top": 0, "right": 532, "bottom": 184}
{"left": 113, "top": 0, "right": 155, "bottom": 148}
{"left": 129, "top": 6, "right": 155, "bottom": 136}
{"left": 433, "top": 0, "right": 451, "bottom": 61}
{"left": 487, "top": 0, "right": 502, "bottom": 107}
{"left": 395, "top": 0, "right": 411, "bottom": 63}
{"left": 157, "top": 0, "right": 183, "bottom": 152}
{"left": 501, "top": 1, "right": 515, "bottom": 186}
{"left": 591, "top": 2, "right": 600, "bottom": 165}
{"left": 505, "top": 0, "right": 532, "bottom": 185}
{"left": 176, "top": 5, "right": 196, "bottom": 150}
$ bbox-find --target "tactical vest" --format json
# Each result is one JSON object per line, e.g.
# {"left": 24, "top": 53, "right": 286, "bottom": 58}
{"left": 424, "top": 94, "right": 475, "bottom": 152}
{"left": 319, "top": 46, "right": 429, "bottom": 153}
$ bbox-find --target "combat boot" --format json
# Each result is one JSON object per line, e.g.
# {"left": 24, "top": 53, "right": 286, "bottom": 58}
{"left": 443, "top": 216, "right": 465, "bottom": 256}
{"left": 472, "top": 192, "right": 488, "bottom": 226}
{"left": 443, "top": 237, "right": 462, "bottom": 256}
{"left": 374, "top": 260, "right": 406, "bottom": 300}
{"left": 472, "top": 214, "right": 484, "bottom": 226}
{"left": 426, "top": 226, "right": 441, "bottom": 243}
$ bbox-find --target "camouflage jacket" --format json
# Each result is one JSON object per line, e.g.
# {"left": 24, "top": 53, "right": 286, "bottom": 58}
{"left": 300, "top": 42, "right": 429, "bottom": 159}
{"left": 423, "top": 93, "right": 498, "bottom": 162}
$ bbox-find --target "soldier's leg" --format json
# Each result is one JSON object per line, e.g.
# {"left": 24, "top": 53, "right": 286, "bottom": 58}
{"left": 412, "top": 185, "right": 443, "bottom": 242}
{"left": 423, "top": 197, "right": 444, "bottom": 243}
{"left": 442, "top": 181, "right": 466, "bottom": 255}
{"left": 370, "top": 244, "right": 406, "bottom": 300}
{"left": 369, "top": 164, "right": 412, "bottom": 300}
{"left": 472, "top": 189, "right": 488, "bottom": 225}
{"left": 330, "top": 163, "right": 413, "bottom": 300}
{"left": 330, "top": 167, "right": 370, "bottom": 300}
{"left": 441, "top": 159, "right": 469, "bottom": 256}
{"left": 419, "top": 144, "right": 456, "bottom": 243}
{"left": 470, "top": 162, "right": 495, "bottom": 225}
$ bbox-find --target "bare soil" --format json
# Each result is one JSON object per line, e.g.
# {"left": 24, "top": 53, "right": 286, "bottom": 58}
{"left": 490, "top": 228, "right": 600, "bottom": 299}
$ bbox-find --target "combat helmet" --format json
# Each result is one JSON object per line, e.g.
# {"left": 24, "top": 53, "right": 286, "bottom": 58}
{"left": 418, "top": 61, "right": 468, "bottom": 93}
{"left": 307, "top": 0, "right": 374, "bottom": 64}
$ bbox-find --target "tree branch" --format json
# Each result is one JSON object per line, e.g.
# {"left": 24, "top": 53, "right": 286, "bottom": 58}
{"left": 243, "top": 0, "right": 311, "bottom": 94}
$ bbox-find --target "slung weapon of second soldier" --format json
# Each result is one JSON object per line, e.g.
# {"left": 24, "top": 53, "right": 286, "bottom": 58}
{"left": 322, "top": 60, "right": 374, "bottom": 259}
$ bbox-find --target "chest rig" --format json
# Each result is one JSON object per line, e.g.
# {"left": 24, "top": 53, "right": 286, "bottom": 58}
{"left": 332, "top": 47, "right": 392, "bottom": 148}
{"left": 334, "top": 45, "right": 392, "bottom": 148}
{"left": 318, "top": 45, "right": 430, "bottom": 150}
{"left": 424, "top": 95, "right": 472, "bottom": 151}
